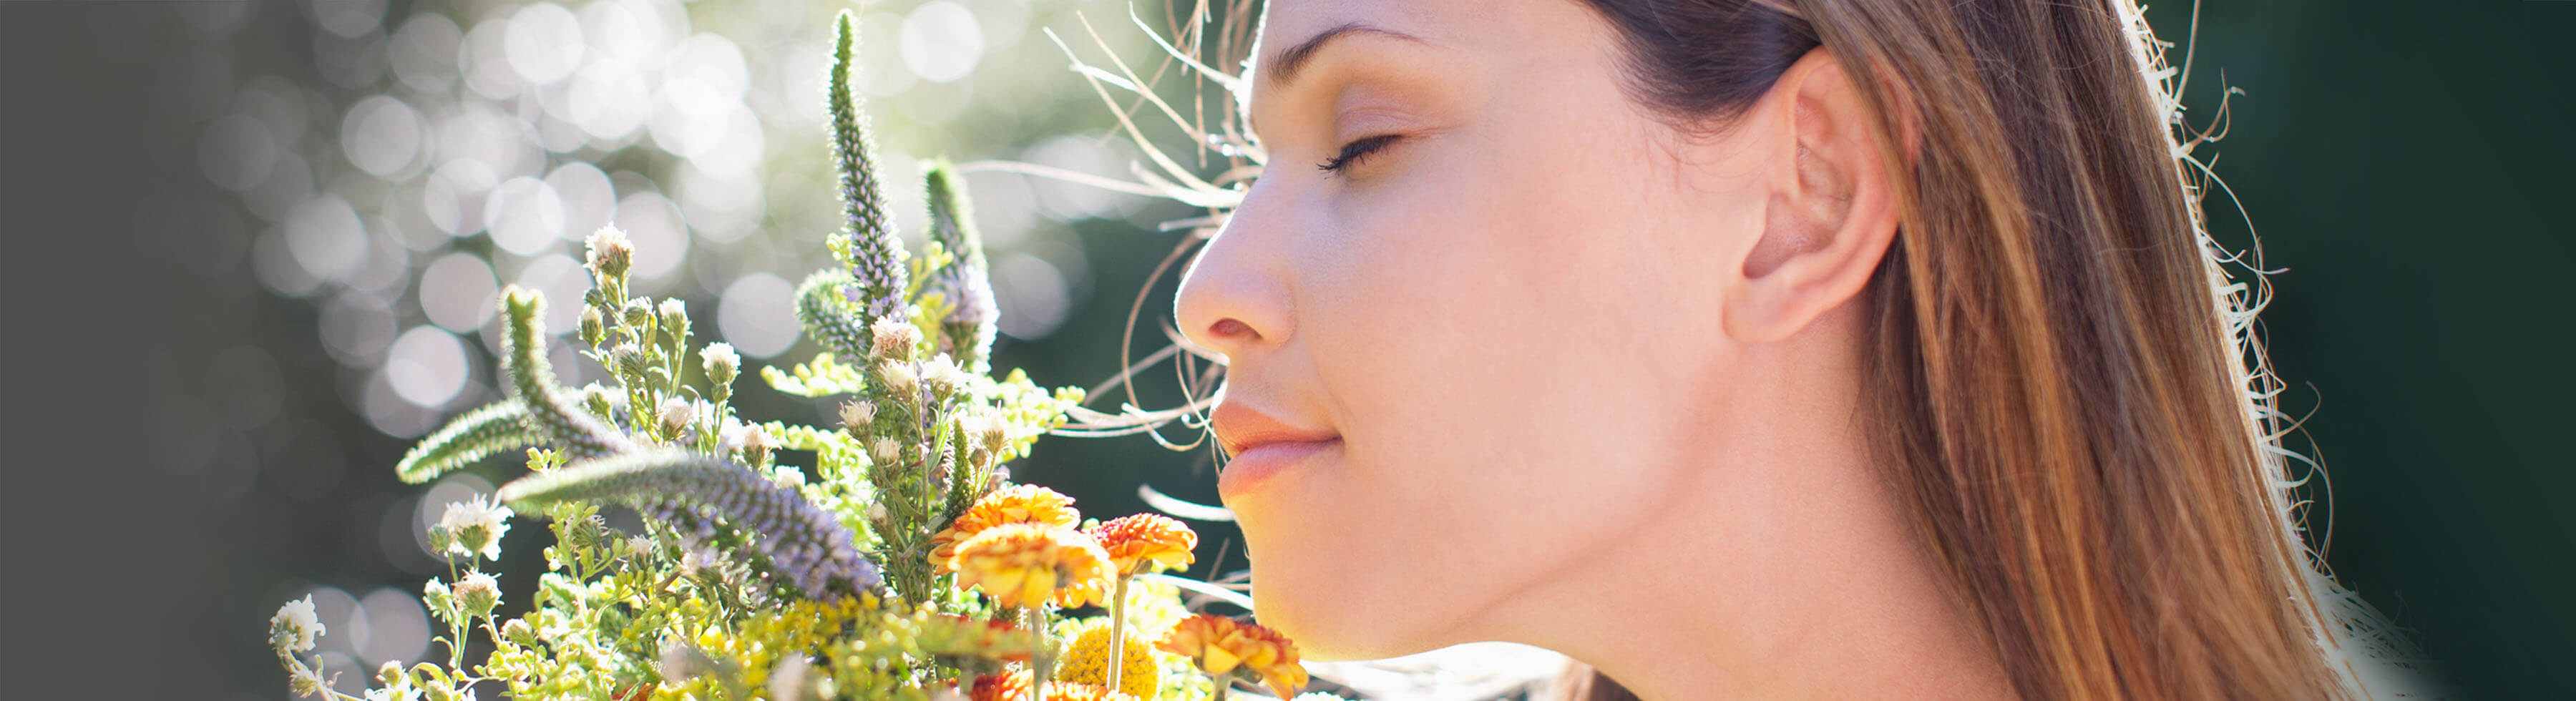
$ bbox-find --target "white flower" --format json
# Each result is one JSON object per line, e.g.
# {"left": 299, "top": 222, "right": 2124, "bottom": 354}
{"left": 920, "top": 354, "right": 967, "bottom": 398}
{"left": 436, "top": 496, "right": 513, "bottom": 560}
{"left": 870, "top": 437, "right": 904, "bottom": 464}
{"left": 701, "top": 342, "right": 741, "bottom": 383}
{"left": 270, "top": 595, "right": 325, "bottom": 655}
{"left": 877, "top": 361, "right": 917, "bottom": 397}
{"left": 584, "top": 225, "right": 634, "bottom": 278}
{"left": 453, "top": 571, "right": 501, "bottom": 617}
{"left": 839, "top": 400, "right": 877, "bottom": 428}
{"left": 657, "top": 398, "right": 696, "bottom": 435}
{"left": 740, "top": 425, "right": 777, "bottom": 453}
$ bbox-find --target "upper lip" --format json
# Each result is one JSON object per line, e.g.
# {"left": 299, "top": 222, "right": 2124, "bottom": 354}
{"left": 1210, "top": 400, "right": 1339, "bottom": 459}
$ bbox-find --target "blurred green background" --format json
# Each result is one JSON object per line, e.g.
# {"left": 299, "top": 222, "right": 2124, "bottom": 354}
{"left": 5, "top": 0, "right": 2567, "bottom": 697}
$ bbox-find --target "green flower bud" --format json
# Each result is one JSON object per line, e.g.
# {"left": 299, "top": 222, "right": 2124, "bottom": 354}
{"left": 453, "top": 572, "right": 501, "bottom": 618}
{"left": 579, "top": 306, "right": 607, "bottom": 349}
{"left": 619, "top": 298, "right": 655, "bottom": 335}
{"left": 503, "top": 618, "right": 537, "bottom": 648}
{"left": 658, "top": 298, "right": 690, "bottom": 338}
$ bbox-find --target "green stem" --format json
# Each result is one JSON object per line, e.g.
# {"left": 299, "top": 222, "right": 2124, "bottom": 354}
{"left": 1025, "top": 606, "right": 1052, "bottom": 701}
{"left": 1106, "top": 574, "right": 1131, "bottom": 693}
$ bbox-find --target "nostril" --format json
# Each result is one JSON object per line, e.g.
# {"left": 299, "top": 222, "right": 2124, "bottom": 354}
{"left": 1209, "top": 318, "right": 1259, "bottom": 341}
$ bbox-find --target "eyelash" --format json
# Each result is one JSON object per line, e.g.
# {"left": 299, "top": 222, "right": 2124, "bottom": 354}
{"left": 1317, "top": 134, "right": 1402, "bottom": 174}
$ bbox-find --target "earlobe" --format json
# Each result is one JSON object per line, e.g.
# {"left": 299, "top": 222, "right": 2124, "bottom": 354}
{"left": 1723, "top": 50, "right": 1903, "bottom": 344}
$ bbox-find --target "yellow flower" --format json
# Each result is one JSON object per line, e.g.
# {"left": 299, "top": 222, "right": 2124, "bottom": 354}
{"left": 1157, "top": 614, "right": 1309, "bottom": 699}
{"left": 1053, "top": 617, "right": 1160, "bottom": 697}
{"left": 949, "top": 523, "right": 1111, "bottom": 609}
{"left": 1089, "top": 514, "right": 1197, "bottom": 576}
{"left": 931, "top": 484, "right": 1082, "bottom": 574}
{"left": 968, "top": 668, "right": 1136, "bottom": 701}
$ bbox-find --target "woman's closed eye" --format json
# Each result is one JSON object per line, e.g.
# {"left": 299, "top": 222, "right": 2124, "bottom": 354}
{"left": 1317, "top": 134, "right": 1404, "bottom": 174}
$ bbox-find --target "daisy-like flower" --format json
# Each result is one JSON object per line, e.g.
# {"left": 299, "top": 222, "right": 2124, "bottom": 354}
{"left": 948, "top": 523, "right": 1111, "bottom": 610}
{"left": 269, "top": 595, "right": 325, "bottom": 655}
{"left": 1052, "top": 618, "right": 1159, "bottom": 697}
{"left": 1090, "top": 514, "right": 1197, "bottom": 576}
{"left": 967, "top": 669, "right": 1134, "bottom": 701}
{"left": 930, "top": 484, "right": 1080, "bottom": 574}
{"left": 1158, "top": 614, "right": 1309, "bottom": 700}
{"left": 436, "top": 496, "right": 513, "bottom": 560}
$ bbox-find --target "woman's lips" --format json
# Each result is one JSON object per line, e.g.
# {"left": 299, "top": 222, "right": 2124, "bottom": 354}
{"left": 1216, "top": 437, "right": 1341, "bottom": 499}
{"left": 1209, "top": 401, "right": 1340, "bottom": 499}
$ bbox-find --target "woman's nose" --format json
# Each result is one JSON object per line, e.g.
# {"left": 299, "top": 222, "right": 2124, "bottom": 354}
{"left": 1172, "top": 197, "right": 1296, "bottom": 363}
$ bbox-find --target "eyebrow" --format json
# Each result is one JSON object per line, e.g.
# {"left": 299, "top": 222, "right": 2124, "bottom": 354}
{"left": 1259, "top": 21, "right": 1428, "bottom": 88}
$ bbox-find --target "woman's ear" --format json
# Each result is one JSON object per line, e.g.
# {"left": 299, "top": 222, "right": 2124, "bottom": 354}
{"left": 1724, "top": 49, "right": 1903, "bottom": 344}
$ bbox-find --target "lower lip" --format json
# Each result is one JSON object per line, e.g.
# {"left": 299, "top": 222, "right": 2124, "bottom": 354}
{"left": 1217, "top": 438, "right": 1341, "bottom": 499}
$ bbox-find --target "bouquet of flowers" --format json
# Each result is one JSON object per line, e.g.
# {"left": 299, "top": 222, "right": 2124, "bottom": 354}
{"left": 263, "top": 11, "right": 1319, "bottom": 700}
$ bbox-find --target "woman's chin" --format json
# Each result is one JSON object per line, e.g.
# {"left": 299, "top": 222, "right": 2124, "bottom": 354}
{"left": 1247, "top": 561, "right": 1441, "bottom": 662}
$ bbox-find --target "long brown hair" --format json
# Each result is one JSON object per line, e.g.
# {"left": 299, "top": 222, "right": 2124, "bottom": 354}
{"left": 1556, "top": 0, "right": 2396, "bottom": 697}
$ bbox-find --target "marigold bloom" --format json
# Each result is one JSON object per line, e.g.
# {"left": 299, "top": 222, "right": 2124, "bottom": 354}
{"left": 967, "top": 669, "right": 1134, "bottom": 701}
{"left": 1089, "top": 514, "right": 1197, "bottom": 576}
{"left": 930, "top": 484, "right": 1081, "bottom": 574}
{"left": 1158, "top": 614, "right": 1308, "bottom": 699}
{"left": 1053, "top": 618, "right": 1159, "bottom": 697}
{"left": 949, "top": 523, "right": 1111, "bottom": 609}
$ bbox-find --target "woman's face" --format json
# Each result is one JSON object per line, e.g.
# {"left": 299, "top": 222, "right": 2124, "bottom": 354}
{"left": 1174, "top": 0, "right": 1785, "bottom": 659}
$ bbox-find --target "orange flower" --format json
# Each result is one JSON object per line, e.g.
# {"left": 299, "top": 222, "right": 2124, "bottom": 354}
{"left": 931, "top": 484, "right": 1081, "bottom": 574}
{"left": 1089, "top": 514, "right": 1198, "bottom": 576}
{"left": 968, "top": 669, "right": 1136, "bottom": 701}
{"left": 949, "top": 523, "right": 1111, "bottom": 609}
{"left": 1157, "top": 614, "right": 1308, "bottom": 699}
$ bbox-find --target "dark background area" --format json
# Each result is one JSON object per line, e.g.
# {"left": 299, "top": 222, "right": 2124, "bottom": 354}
{"left": 6, "top": 0, "right": 2569, "bottom": 697}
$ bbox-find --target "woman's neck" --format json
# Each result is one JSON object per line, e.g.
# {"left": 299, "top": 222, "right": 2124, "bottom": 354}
{"left": 1477, "top": 323, "right": 2014, "bottom": 699}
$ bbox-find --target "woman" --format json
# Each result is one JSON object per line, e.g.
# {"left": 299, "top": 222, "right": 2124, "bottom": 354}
{"left": 1161, "top": 0, "right": 2419, "bottom": 697}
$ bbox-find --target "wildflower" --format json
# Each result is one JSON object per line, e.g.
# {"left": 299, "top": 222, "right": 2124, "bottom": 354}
{"left": 701, "top": 342, "right": 740, "bottom": 386}
{"left": 922, "top": 354, "right": 968, "bottom": 399}
{"left": 1090, "top": 514, "right": 1197, "bottom": 576}
{"left": 878, "top": 360, "right": 919, "bottom": 398}
{"left": 871, "top": 437, "right": 906, "bottom": 465}
{"left": 657, "top": 298, "right": 688, "bottom": 334}
{"left": 1158, "top": 614, "right": 1308, "bottom": 700}
{"left": 436, "top": 496, "right": 513, "bottom": 560}
{"left": 871, "top": 318, "right": 922, "bottom": 361}
{"left": 1053, "top": 618, "right": 1158, "bottom": 697}
{"left": 454, "top": 571, "right": 501, "bottom": 617}
{"left": 657, "top": 398, "right": 695, "bottom": 436}
{"left": 930, "top": 484, "right": 1081, "bottom": 573}
{"left": 270, "top": 595, "right": 325, "bottom": 655}
{"left": 740, "top": 425, "right": 778, "bottom": 460}
{"left": 949, "top": 523, "right": 1111, "bottom": 610}
{"left": 840, "top": 400, "right": 877, "bottom": 428}
{"left": 585, "top": 225, "right": 633, "bottom": 280}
